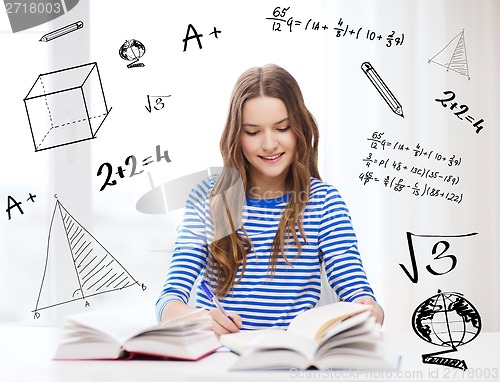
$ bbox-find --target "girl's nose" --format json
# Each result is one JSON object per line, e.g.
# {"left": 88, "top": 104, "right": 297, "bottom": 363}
{"left": 262, "top": 131, "right": 278, "bottom": 151}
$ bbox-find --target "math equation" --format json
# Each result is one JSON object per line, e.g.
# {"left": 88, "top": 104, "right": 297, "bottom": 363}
{"left": 435, "top": 91, "right": 485, "bottom": 134}
{"left": 400, "top": 232, "right": 478, "bottom": 284}
{"left": 266, "top": 7, "right": 404, "bottom": 47}
{"left": 145, "top": 94, "right": 171, "bottom": 113}
{"left": 359, "top": 132, "right": 464, "bottom": 204}
{"left": 97, "top": 145, "right": 171, "bottom": 191}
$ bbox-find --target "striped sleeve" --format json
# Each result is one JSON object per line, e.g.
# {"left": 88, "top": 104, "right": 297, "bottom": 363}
{"left": 155, "top": 179, "right": 212, "bottom": 322}
{"left": 318, "top": 185, "right": 375, "bottom": 302}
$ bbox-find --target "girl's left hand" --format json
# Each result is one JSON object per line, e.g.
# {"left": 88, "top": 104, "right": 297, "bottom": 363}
{"left": 352, "top": 296, "right": 384, "bottom": 325}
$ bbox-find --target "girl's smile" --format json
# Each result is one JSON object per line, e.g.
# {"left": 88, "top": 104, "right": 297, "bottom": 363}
{"left": 259, "top": 152, "right": 284, "bottom": 162}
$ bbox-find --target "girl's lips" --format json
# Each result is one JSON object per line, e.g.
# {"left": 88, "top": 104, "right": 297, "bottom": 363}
{"left": 259, "top": 152, "right": 284, "bottom": 163}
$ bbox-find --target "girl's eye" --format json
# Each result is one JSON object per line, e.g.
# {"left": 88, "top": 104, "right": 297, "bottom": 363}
{"left": 244, "top": 131, "right": 258, "bottom": 136}
{"left": 277, "top": 126, "right": 291, "bottom": 132}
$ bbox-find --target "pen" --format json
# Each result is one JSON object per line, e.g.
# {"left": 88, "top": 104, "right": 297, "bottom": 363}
{"left": 200, "top": 280, "right": 234, "bottom": 323}
{"left": 40, "top": 21, "right": 84, "bottom": 42}
{"left": 361, "top": 61, "right": 404, "bottom": 118}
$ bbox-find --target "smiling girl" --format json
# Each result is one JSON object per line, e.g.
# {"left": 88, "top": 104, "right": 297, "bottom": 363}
{"left": 156, "top": 64, "right": 383, "bottom": 334}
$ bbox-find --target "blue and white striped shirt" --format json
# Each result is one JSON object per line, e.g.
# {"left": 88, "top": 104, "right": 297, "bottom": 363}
{"left": 156, "top": 177, "right": 375, "bottom": 329}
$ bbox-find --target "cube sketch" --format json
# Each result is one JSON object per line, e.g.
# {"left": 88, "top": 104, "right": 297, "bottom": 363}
{"left": 24, "top": 62, "right": 112, "bottom": 152}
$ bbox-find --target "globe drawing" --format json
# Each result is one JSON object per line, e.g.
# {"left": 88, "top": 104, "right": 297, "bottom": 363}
{"left": 412, "top": 290, "right": 481, "bottom": 350}
{"left": 119, "top": 39, "right": 146, "bottom": 68}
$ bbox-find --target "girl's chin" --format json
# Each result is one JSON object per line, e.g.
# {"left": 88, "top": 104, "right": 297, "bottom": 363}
{"left": 251, "top": 168, "right": 289, "bottom": 180}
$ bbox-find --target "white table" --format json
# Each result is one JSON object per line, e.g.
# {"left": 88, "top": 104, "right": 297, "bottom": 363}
{"left": 1, "top": 327, "right": 498, "bottom": 382}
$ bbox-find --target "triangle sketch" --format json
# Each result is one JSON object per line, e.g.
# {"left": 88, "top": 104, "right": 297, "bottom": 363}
{"left": 428, "top": 30, "right": 470, "bottom": 79}
{"left": 33, "top": 198, "right": 144, "bottom": 318}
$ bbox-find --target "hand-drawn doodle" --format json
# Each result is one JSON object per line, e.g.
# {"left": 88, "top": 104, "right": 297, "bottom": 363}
{"left": 182, "top": 24, "right": 221, "bottom": 52}
{"left": 399, "top": 232, "right": 478, "bottom": 284}
{"left": 361, "top": 62, "right": 404, "bottom": 118}
{"left": 265, "top": 7, "right": 405, "bottom": 47}
{"left": 5, "top": 193, "right": 36, "bottom": 220}
{"left": 97, "top": 145, "right": 171, "bottom": 191}
{"left": 428, "top": 30, "right": 470, "bottom": 80}
{"left": 24, "top": 62, "right": 112, "bottom": 152}
{"left": 435, "top": 91, "right": 484, "bottom": 134}
{"left": 119, "top": 39, "right": 146, "bottom": 68}
{"left": 32, "top": 197, "right": 145, "bottom": 318}
{"left": 39, "top": 20, "right": 84, "bottom": 42}
{"left": 145, "top": 95, "right": 171, "bottom": 113}
{"left": 412, "top": 290, "right": 481, "bottom": 370}
{"left": 360, "top": 132, "right": 464, "bottom": 203}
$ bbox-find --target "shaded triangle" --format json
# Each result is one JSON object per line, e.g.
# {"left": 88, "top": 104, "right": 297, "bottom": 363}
{"left": 447, "top": 33, "right": 469, "bottom": 77}
{"left": 428, "top": 30, "right": 470, "bottom": 79}
{"left": 57, "top": 201, "right": 139, "bottom": 296}
{"left": 33, "top": 199, "right": 140, "bottom": 316}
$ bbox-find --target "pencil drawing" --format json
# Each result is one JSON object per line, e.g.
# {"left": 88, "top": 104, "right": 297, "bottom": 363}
{"left": 33, "top": 197, "right": 144, "bottom": 318}
{"left": 428, "top": 30, "right": 470, "bottom": 80}
{"left": 39, "top": 20, "right": 84, "bottom": 42}
{"left": 412, "top": 290, "right": 481, "bottom": 370}
{"left": 119, "top": 39, "right": 146, "bottom": 68}
{"left": 361, "top": 62, "right": 404, "bottom": 118}
{"left": 24, "top": 62, "right": 112, "bottom": 152}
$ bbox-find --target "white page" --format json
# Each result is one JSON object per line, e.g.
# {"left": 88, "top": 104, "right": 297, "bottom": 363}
{"left": 65, "top": 311, "right": 148, "bottom": 345}
{"left": 287, "top": 302, "right": 371, "bottom": 341}
{"left": 319, "top": 311, "right": 375, "bottom": 342}
{"left": 221, "top": 328, "right": 316, "bottom": 359}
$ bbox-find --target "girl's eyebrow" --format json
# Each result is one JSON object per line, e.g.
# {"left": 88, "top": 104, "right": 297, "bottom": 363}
{"left": 242, "top": 117, "right": 289, "bottom": 128}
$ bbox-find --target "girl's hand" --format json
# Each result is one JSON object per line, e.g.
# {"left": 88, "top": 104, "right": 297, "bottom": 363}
{"left": 209, "top": 309, "right": 243, "bottom": 336}
{"left": 352, "top": 296, "right": 384, "bottom": 325}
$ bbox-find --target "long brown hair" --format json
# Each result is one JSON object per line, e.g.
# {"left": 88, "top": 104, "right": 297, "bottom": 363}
{"left": 207, "top": 64, "right": 320, "bottom": 297}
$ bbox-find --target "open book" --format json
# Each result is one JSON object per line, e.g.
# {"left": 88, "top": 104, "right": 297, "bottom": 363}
{"left": 54, "top": 310, "right": 220, "bottom": 361}
{"left": 220, "top": 302, "right": 400, "bottom": 371}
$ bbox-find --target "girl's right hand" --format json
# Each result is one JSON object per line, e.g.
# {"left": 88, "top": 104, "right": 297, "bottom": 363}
{"left": 208, "top": 308, "right": 242, "bottom": 336}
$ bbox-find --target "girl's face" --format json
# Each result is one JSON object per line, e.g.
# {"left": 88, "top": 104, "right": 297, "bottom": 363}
{"left": 240, "top": 96, "right": 297, "bottom": 192}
